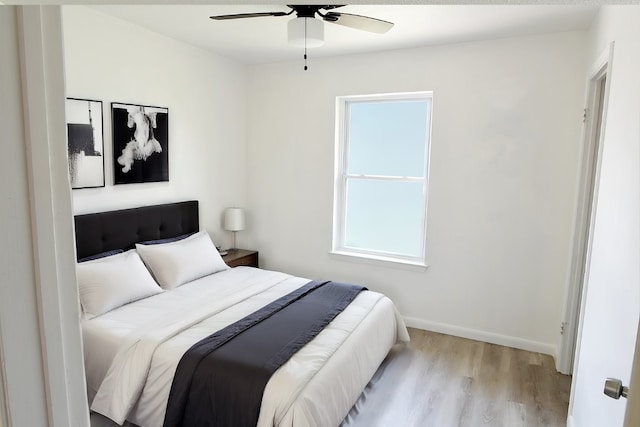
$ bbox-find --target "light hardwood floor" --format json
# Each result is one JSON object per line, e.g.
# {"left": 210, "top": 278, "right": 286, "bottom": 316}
{"left": 342, "top": 328, "right": 571, "bottom": 427}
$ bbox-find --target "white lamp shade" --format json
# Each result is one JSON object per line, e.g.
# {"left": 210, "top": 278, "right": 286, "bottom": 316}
{"left": 224, "top": 208, "right": 245, "bottom": 232}
{"left": 288, "top": 17, "right": 324, "bottom": 48}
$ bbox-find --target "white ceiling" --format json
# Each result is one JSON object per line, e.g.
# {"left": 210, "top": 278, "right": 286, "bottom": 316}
{"left": 89, "top": 4, "right": 599, "bottom": 65}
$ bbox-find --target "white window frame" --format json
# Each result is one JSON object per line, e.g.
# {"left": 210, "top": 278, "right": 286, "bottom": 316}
{"left": 332, "top": 91, "right": 433, "bottom": 267}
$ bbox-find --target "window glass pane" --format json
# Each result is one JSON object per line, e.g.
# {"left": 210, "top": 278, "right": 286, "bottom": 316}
{"left": 348, "top": 100, "right": 428, "bottom": 177}
{"left": 344, "top": 179, "right": 424, "bottom": 257}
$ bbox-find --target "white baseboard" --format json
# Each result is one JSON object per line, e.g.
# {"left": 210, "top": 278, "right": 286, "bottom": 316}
{"left": 404, "top": 316, "right": 557, "bottom": 357}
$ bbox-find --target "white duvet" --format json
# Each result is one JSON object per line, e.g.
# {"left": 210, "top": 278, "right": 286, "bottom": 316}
{"left": 82, "top": 267, "right": 409, "bottom": 427}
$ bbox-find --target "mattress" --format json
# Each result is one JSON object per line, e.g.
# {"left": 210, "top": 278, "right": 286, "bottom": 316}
{"left": 82, "top": 267, "right": 409, "bottom": 427}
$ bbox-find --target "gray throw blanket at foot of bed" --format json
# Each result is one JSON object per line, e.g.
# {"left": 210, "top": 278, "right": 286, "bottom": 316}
{"left": 163, "top": 280, "right": 367, "bottom": 427}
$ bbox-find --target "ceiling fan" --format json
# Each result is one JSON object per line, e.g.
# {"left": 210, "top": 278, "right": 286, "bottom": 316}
{"left": 210, "top": 5, "right": 393, "bottom": 70}
{"left": 209, "top": 5, "right": 394, "bottom": 35}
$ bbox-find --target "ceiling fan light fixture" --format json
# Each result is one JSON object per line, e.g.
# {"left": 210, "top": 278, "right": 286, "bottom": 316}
{"left": 288, "top": 17, "right": 324, "bottom": 48}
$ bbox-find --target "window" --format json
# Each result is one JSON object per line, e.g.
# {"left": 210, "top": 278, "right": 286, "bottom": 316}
{"left": 333, "top": 92, "right": 432, "bottom": 265}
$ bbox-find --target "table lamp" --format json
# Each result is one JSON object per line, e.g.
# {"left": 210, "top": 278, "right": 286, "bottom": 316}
{"left": 224, "top": 207, "right": 245, "bottom": 251}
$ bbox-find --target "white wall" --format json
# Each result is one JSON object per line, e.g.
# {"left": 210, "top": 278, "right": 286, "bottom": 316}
{"left": 246, "top": 31, "right": 587, "bottom": 355}
{"left": 63, "top": 6, "right": 248, "bottom": 247}
{"left": 568, "top": 6, "right": 640, "bottom": 427}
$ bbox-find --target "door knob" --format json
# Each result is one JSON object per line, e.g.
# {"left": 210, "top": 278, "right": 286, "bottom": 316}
{"left": 604, "top": 377, "right": 629, "bottom": 399}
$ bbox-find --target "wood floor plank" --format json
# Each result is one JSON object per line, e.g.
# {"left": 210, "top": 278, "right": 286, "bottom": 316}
{"left": 342, "top": 328, "right": 570, "bottom": 427}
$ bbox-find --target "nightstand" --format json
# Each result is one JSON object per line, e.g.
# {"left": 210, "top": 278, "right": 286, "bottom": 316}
{"left": 222, "top": 249, "right": 259, "bottom": 268}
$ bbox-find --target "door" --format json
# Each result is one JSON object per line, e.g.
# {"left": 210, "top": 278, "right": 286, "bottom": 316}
{"left": 567, "top": 40, "right": 640, "bottom": 426}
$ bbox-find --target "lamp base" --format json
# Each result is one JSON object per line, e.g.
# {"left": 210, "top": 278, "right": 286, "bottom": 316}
{"left": 231, "top": 230, "right": 238, "bottom": 251}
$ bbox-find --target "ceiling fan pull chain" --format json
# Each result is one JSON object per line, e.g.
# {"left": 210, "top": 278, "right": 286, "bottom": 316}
{"left": 304, "top": 17, "right": 308, "bottom": 71}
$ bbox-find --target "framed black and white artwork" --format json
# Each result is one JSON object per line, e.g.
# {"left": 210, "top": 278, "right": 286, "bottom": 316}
{"left": 65, "top": 98, "right": 105, "bottom": 189}
{"left": 111, "top": 102, "right": 169, "bottom": 185}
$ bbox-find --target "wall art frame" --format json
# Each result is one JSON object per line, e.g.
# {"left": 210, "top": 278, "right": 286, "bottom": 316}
{"left": 111, "top": 102, "right": 169, "bottom": 185}
{"left": 65, "top": 97, "right": 105, "bottom": 189}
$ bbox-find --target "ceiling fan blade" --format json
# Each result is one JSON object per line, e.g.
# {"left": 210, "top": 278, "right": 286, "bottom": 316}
{"left": 323, "top": 12, "right": 394, "bottom": 34}
{"left": 210, "top": 11, "right": 291, "bottom": 20}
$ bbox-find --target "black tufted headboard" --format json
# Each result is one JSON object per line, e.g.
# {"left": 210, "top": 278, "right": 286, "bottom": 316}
{"left": 74, "top": 200, "right": 199, "bottom": 260}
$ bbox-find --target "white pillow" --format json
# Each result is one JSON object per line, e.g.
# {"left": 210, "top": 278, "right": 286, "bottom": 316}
{"left": 135, "top": 230, "right": 228, "bottom": 290}
{"left": 76, "top": 250, "right": 162, "bottom": 320}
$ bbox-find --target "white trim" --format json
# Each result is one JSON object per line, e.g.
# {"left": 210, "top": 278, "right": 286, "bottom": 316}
{"left": 16, "top": 6, "right": 90, "bottom": 426}
{"left": 557, "top": 42, "right": 614, "bottom": 376}
{"left": 329, "top": 250, "right": 428, "bottom": 271}
{"left": 588, "top": 45, "right": 612, "bottom": 79}
{"left": 404, "top": 316, "right": 557, "bottom": 357}
{"left": 1, "top": 7, "right": 50, "bottom": 426}
{"left": 567, "top": 414, "right": 576, "bottom": 427}
{"left": 332, "top": 91, "right": 433, "bottom": 265}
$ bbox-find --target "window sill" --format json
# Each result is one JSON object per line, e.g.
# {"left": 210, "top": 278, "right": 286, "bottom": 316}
{"left": 329, "top": 250, "right": 428, "bottom": 272}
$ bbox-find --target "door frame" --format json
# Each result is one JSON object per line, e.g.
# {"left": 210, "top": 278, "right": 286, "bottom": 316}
{"left": 0, "top": 6, "right": 89, "bottom": 426}
{"left": 0, "top": 325, "right": 8, "bottom": 427}
{"left": 557, "top": 42, "right": 614, "bottom": 375}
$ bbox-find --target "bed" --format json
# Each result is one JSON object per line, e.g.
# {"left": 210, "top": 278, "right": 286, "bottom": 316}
{"left": 75, "top": 201, "right": 409, "bottom": 427}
